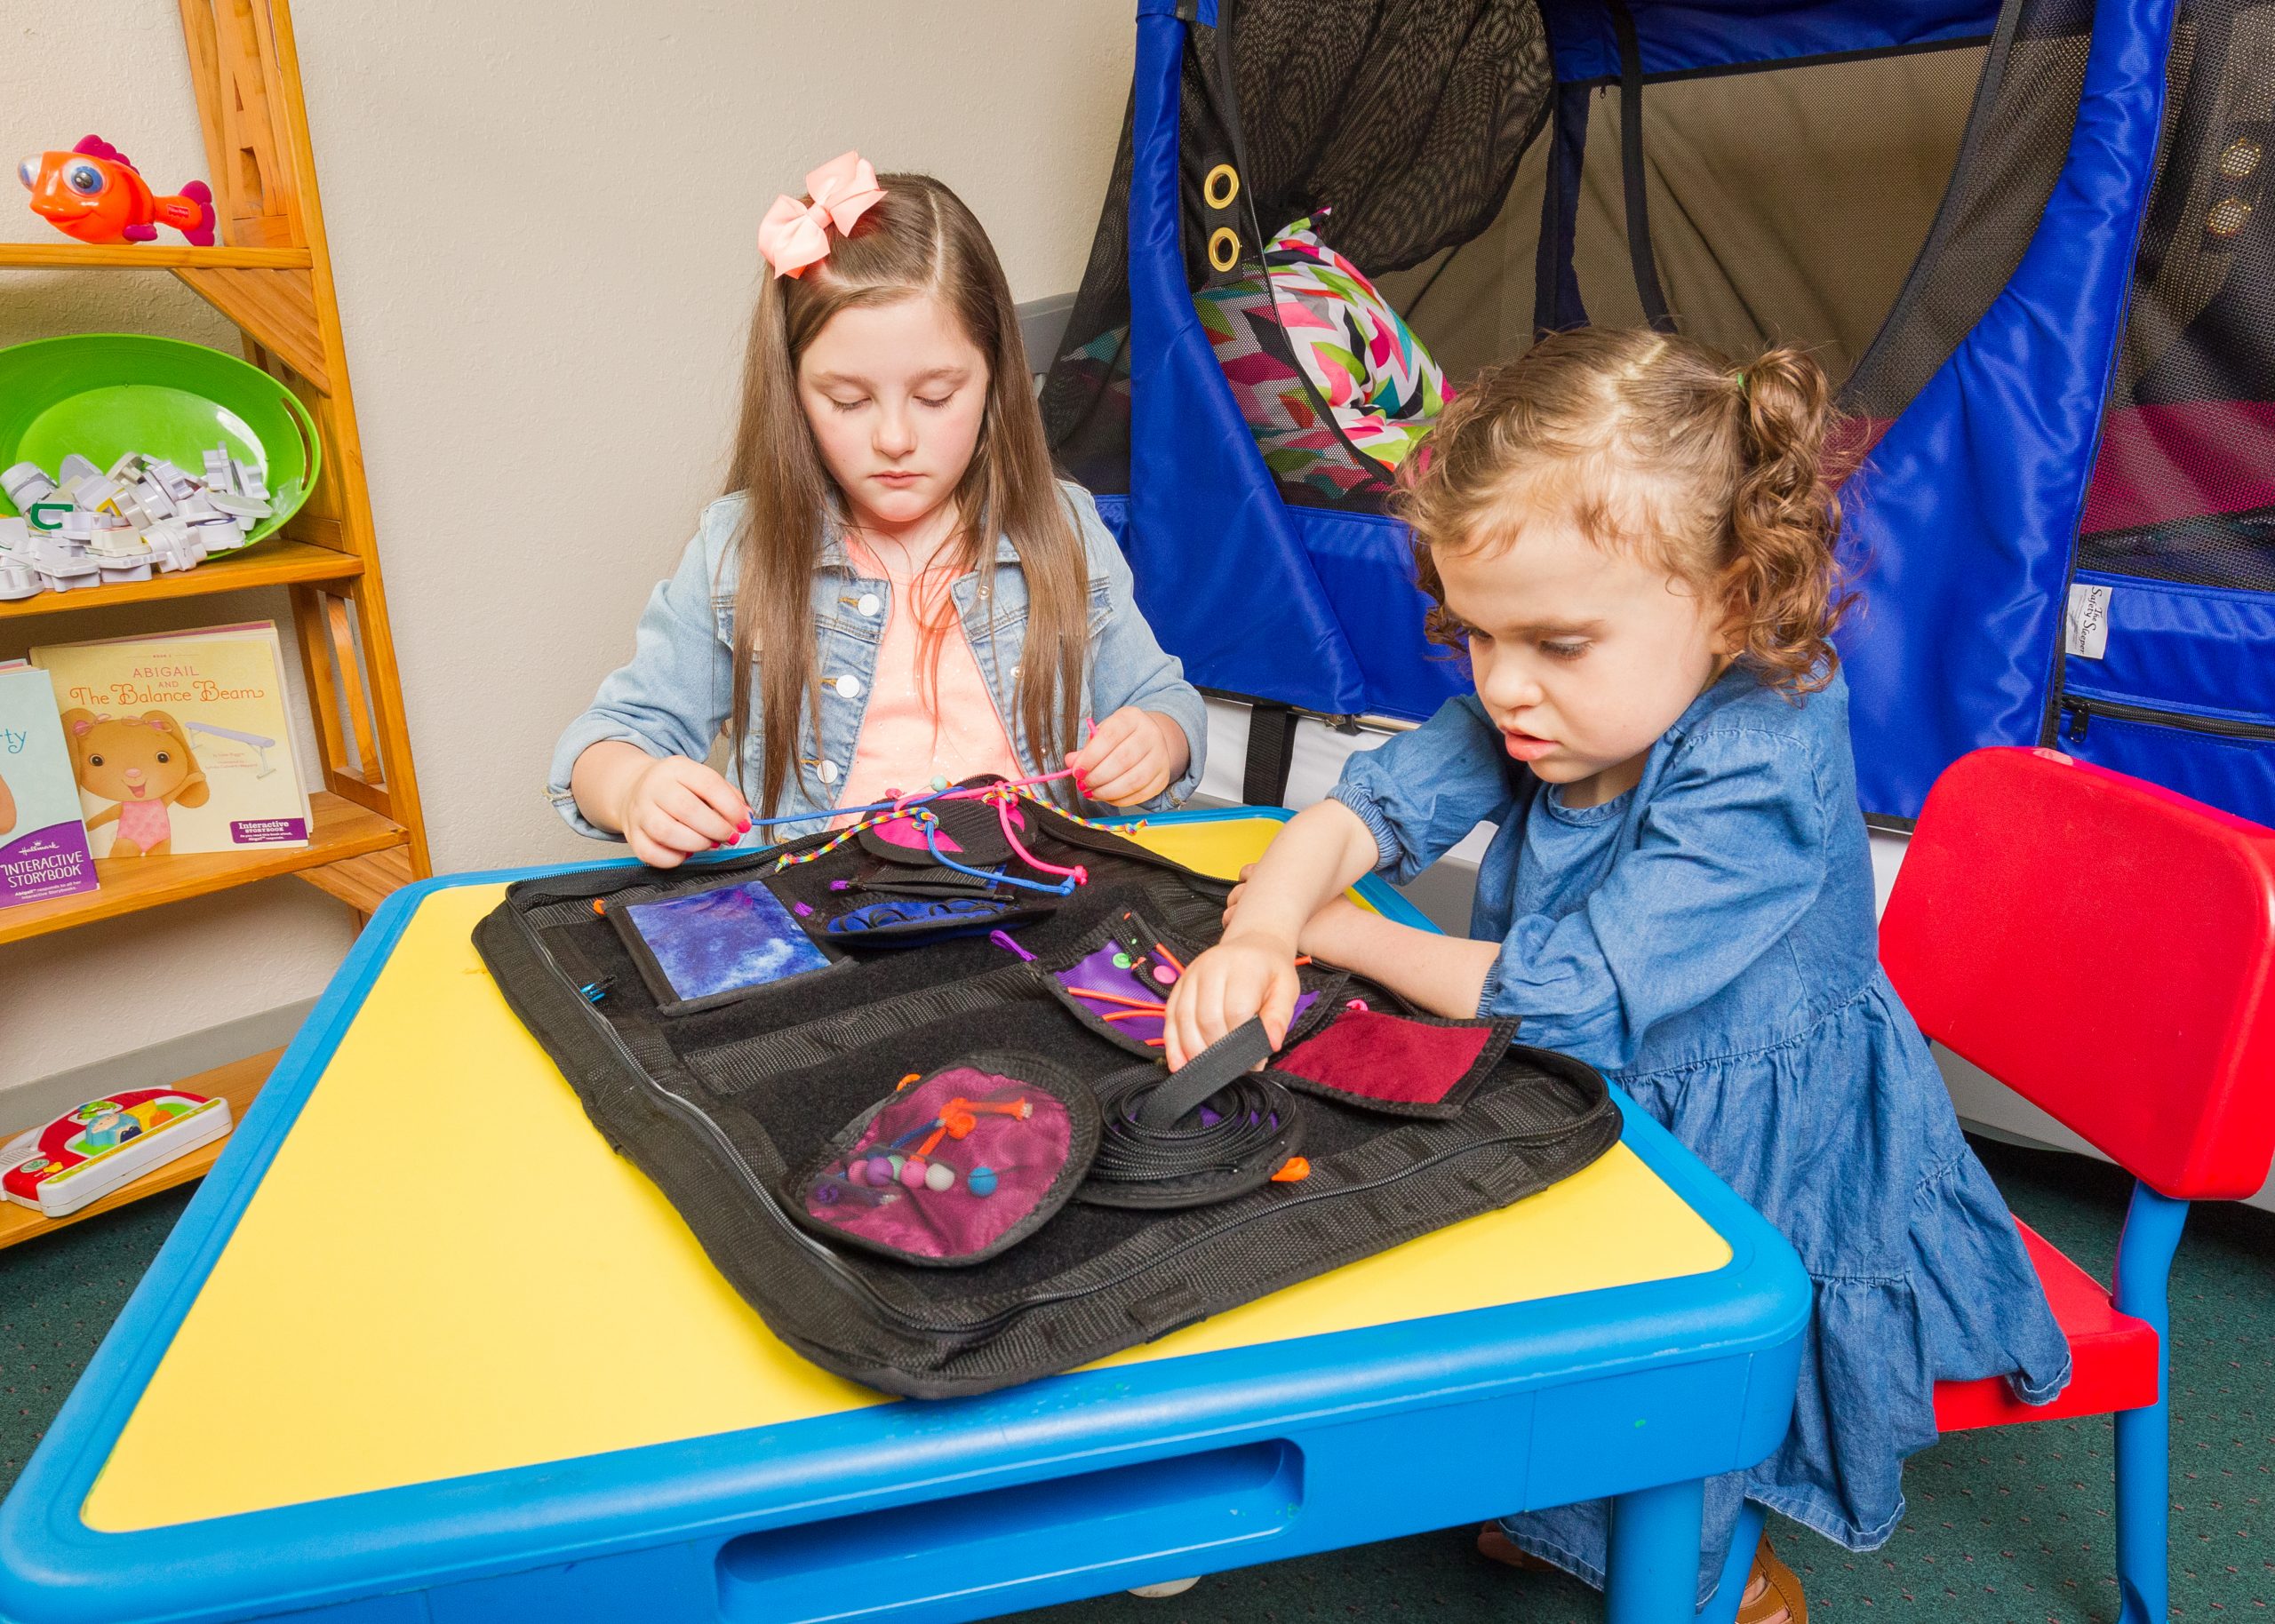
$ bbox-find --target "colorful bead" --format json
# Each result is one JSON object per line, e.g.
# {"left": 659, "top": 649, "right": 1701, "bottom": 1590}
{"left": 1152, "top": 964, "right": 1177, "bottom": 984}
{"left": 930, "top": 775, "right": 949, "bottom": 792}
{"left": 898, "top": 1158, "right": 930, "bottom": 1190}
{"left": 968, "top": 1166, "right": 998, "bottom": 1198}
{"left": 1112, "top": 951, "right": 1132, "bottom": 969}
{"left": 924, "top": 1162, "right": 956, "bottom": 1192}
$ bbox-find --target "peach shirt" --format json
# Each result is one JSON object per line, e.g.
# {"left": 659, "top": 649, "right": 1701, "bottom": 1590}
{"left": 832, "top": 535, "right": 1022, "bottom": 821}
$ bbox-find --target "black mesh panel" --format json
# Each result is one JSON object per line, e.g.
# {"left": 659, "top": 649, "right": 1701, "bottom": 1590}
{"left": 1844, "top": 0, "right": 2095, "bottom": 419}
{"left": 1041, "top": 2, "right": 1553, "bottom": 505}
{"left": 2076, "top": 0, "right": 2275, "bottom": 592}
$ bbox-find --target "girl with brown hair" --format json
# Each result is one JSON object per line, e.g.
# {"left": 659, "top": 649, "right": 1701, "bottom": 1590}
{"left": 553, "top": 155, "right": 1202, "bottom": 864}
{"left": 1164, "top": 328, "right": 2069, "bottom": 1622}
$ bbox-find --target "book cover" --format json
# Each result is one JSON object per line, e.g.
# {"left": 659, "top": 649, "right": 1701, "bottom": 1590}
{"left": 0, "top": 663, "right": 100, "bottom": 906}
{"left": 30, "top": 624, "right": 313, "bottom": 856}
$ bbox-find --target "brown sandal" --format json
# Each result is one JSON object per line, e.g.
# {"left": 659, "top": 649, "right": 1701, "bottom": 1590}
{"left": 1473, "top": 1524, "right": 1561, "bottom": 1573}
{"left": 1736, "top": 1536, "right": 1808, "bottom": 1624}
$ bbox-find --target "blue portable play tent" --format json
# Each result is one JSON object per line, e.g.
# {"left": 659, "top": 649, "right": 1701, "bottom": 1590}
{"left": 1045, "top": 0, "right": 2275, "bottom": 824}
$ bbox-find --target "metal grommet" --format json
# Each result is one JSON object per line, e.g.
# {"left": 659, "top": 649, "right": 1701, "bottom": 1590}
{"left": 1208, "top": 226, "right": 1241, "bottom": 273}
{"left": 2209, "top": 196, "right": 2253, "bottom": 238}
{"left": 2222, "top": 136, "right": 2263, "bottom": 179}
{"left": 1203, "top": 163, "right": 1241, "bottom": 211}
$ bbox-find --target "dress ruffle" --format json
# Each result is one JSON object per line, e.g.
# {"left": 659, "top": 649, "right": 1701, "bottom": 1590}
{"left": 1505, "top": 981, "right": 2072, "bottom": 1604}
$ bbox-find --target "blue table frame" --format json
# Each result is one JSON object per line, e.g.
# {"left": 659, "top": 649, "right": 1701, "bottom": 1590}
{"left": 0, "top": 816, "right": 1809, "bottom": 1624}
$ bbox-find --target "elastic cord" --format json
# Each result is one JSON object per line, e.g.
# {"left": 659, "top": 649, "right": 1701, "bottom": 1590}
{"left": 987, "top": 789, "right": 1088, "bottom": 885}
{"left": 921, "top": 809, "right": 1078, "bottom": 897}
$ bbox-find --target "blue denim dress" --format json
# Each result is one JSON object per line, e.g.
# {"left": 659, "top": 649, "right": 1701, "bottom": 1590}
{"left": 1330, "top": 665, "right": 2071, "bottom": 1599}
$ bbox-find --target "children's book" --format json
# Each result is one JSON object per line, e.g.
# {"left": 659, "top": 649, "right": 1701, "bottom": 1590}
{"left": 30, "top": 622, "right": 312, "bottom": 857}
{"left": 0, "top": 662, "right": 99, "bottom": 906}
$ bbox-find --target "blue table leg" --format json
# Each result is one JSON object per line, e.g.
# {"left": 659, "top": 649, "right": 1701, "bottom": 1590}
{"left": 1606, "top": 1478, "right": 1705, "bottom": 1624}
{"left": 1696, "top": 1499, "right": 1765, "bottom": 1624}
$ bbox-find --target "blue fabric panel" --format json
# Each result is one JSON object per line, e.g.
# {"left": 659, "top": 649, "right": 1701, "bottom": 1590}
{"left": 2059, "top": 573, "right": 2275, "bottom": 825}
{"left": 1090, "top": 491, "right": 1130, "bottom": 548}
{"left": 1539, "top": 0, "right": 1997, "bottom": 82}
{"left": 2069, "top": 573, "right": 2275, "bottom": 720}
{"left": 1124, "top": 9, "right": 1368, "bottom": 715}
{"left": 1837, "top": 0, "right": 2177, "bottom": 821}
{"left": 1537, "top": 84, "right": 1593, "bottom": 332}
{"left": 2056, "top": 712, "right": 2275, "bottom": 827}
{"left": 1291, "top": 507, "right": 1473, "bottom": 721}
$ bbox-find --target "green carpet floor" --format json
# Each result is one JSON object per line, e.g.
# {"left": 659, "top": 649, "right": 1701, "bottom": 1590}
{"left": 3, "top": 1138, "right": 2266, "bottom": 1621}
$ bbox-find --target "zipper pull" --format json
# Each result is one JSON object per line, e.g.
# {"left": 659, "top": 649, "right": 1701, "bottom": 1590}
{"left": 2063, "top": 699, "right": 2089, "bottom": 744}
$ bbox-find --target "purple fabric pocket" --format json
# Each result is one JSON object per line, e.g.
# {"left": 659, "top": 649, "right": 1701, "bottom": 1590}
{"left": 794, "top": 1057, "right": 1099, "bottom": 1266}
{"left": 1034, "top": 907, "right": 1330, "bottom": 1057}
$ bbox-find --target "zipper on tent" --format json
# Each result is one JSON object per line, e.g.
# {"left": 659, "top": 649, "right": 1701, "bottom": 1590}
{"left": 2058, "top": 694, "right": 2275, "bottom": 744}
{"left": 1607, "top": 0, "right": 1676, "bottom": 333}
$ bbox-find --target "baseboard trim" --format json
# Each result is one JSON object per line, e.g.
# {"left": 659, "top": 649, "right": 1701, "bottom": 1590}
{"left": 3, "top": 999, "right": 315, "bottom": 1134}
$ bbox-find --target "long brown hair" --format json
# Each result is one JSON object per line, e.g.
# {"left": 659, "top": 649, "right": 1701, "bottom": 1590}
{"left": 1400, "top": 326, "right": 1851, "bottom": 694}
{"left": 723, "top": 171, "right": 1088, "bottom": 815}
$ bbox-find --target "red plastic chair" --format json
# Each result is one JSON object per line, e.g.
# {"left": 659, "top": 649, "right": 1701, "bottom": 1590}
{"left": 1879, "top": 746, "right": 2275, "bottom": 1624}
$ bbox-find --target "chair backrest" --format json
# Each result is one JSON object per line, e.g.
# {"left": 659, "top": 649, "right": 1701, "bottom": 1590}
{"left": 1881, "top": 746, "right": 2275, "bottom": 1199}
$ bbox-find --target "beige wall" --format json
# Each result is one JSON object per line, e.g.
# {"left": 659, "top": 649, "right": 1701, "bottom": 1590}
{"left": 1, "top": 1, "right": 1131, "bottom": 1095}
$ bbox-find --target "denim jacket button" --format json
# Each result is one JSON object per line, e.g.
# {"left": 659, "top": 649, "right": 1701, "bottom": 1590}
{"left": 834, "top": 673, "right": 862, "bottom": 699}
{"left": 818, "top": 760, "right": 840, "bottom": 784}
{"left": 857, "top": 593, "right": 881, "bottom": 617}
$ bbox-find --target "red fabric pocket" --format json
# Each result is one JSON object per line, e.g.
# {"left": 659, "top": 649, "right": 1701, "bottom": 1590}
{"left": 1274, "top": 1008, "right": 1510, "bottom": 1116}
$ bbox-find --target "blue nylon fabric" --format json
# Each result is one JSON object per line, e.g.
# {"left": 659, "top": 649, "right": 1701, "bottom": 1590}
{"left": 1125, "top": 8, "right": 1367, "bottom": 713}
{"left": 1838, "top": 0, "right": 2176, "bottom": 820}
{"left": 1538, "top": 0, "right": 1998, "bottom": 82}
{"left": 2069, "top": 573, "right": 2275, "bottom": 720}
{"left": 1292, "top": 506, "right": 1473, "bottom": 720}
{"left": 2057, "top": 711, "right": 2275, "bottom": 824}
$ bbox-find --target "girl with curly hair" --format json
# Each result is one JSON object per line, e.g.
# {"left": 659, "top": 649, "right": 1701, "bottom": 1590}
{"left": 1165, "top": 326, "right": 2068, "bottom": 1622}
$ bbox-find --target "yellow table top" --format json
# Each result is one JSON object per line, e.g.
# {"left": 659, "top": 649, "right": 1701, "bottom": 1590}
{"left": 84, "top": 818, "right": 1730, "bottom": 1532}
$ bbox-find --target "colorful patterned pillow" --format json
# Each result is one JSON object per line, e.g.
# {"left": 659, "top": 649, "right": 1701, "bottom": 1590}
{"left": 1261, "top": 218, "right": 1449, "bottom": 455}
{"left": 1193, "top": 218, "right": 1449, "bottom": 501}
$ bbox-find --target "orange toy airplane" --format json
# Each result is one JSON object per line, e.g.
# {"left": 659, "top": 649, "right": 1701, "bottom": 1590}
{"left": 19, "top": 135, "right": 215, "bottom": 246}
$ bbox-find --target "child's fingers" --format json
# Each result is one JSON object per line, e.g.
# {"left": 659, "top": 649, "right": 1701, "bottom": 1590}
{"left": 682, "top": 766, "right": 751, "bottom": 828}
{"left": 1259, "top": 968, "right": 1297, "bottom": 1050}
{"left": 655, "top": 782, "right": 738, "bottom": 843}
{"left": 1168, "top": 969, "right": 1213, "bottom": 1071}
{"left": 626, "top": 825, "right": 688, "bottom": 868}
{"left": 1080, "top": 738, "right": 1168, "bottom": 804}
{"left": 637, "top": 809, "right": 715, "bottom": 856}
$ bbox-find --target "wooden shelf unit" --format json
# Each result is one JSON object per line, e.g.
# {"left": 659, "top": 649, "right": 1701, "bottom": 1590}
{"left": 2, "top": 0, "right": 430, "bottom": 1238}
{"left": 0, "top": 539, "right": 361, "bottom": 619}
{"left": 0, "top": 1050, "right": 275, "bottom": 1251}
{"left": 0, "top": 793, "right": 406, "bottom": 946}
{"left": 0, "top": 243, "right": 312, "bottom": 270}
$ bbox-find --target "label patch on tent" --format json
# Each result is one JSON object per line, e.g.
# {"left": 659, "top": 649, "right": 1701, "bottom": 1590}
{"left": 2065, "top": 584, "right": 2112, "bottom": 659}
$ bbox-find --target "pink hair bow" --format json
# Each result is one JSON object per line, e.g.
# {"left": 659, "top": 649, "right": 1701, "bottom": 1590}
{"left": 757, "top": 151, "right": 885, "bottom": 279}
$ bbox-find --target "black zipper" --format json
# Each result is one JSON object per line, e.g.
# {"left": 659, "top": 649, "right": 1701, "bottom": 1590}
{"left": 525, "top": 905, "right": 1609, "bottom": 1345}
{"left": 2059, "top": 695, "right": 2275, "bottom": 744}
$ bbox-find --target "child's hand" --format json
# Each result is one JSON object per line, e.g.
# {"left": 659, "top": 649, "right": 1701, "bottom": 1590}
{"left": 1164, "top": 932, "right": 1301, "bottom": 1069}
{"left": 1066, "top": 707, "right": 1186, "bottom": 806}
{"left": 619, "top": 755, "right": 751, "bottom": 868}
{"left": 1221, "top": 863, "right": 1257, "bottom": 932}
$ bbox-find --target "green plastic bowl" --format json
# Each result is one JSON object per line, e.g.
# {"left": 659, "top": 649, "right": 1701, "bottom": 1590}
{"left": 0, "top": 333, "right": 319, "bottom": 545}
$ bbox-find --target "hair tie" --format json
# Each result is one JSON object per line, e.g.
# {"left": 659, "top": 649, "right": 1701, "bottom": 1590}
{"left": 757, "top": 151, "right": 886, "bottom": 279}
{"left": 1735, "top": 370, "right": 1748, "bottom": 395}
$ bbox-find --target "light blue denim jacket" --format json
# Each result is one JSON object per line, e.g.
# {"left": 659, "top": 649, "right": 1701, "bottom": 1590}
{"left": 549, "top": 482, "right": 1205, "bottom": 840}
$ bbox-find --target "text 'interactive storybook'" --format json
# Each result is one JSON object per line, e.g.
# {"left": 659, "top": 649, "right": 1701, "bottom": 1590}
{"left": 0, "top": 662, "right": 98, "bottom": 907}
{"left": 31, "top": 623, "right": 312, "bottom": 857}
